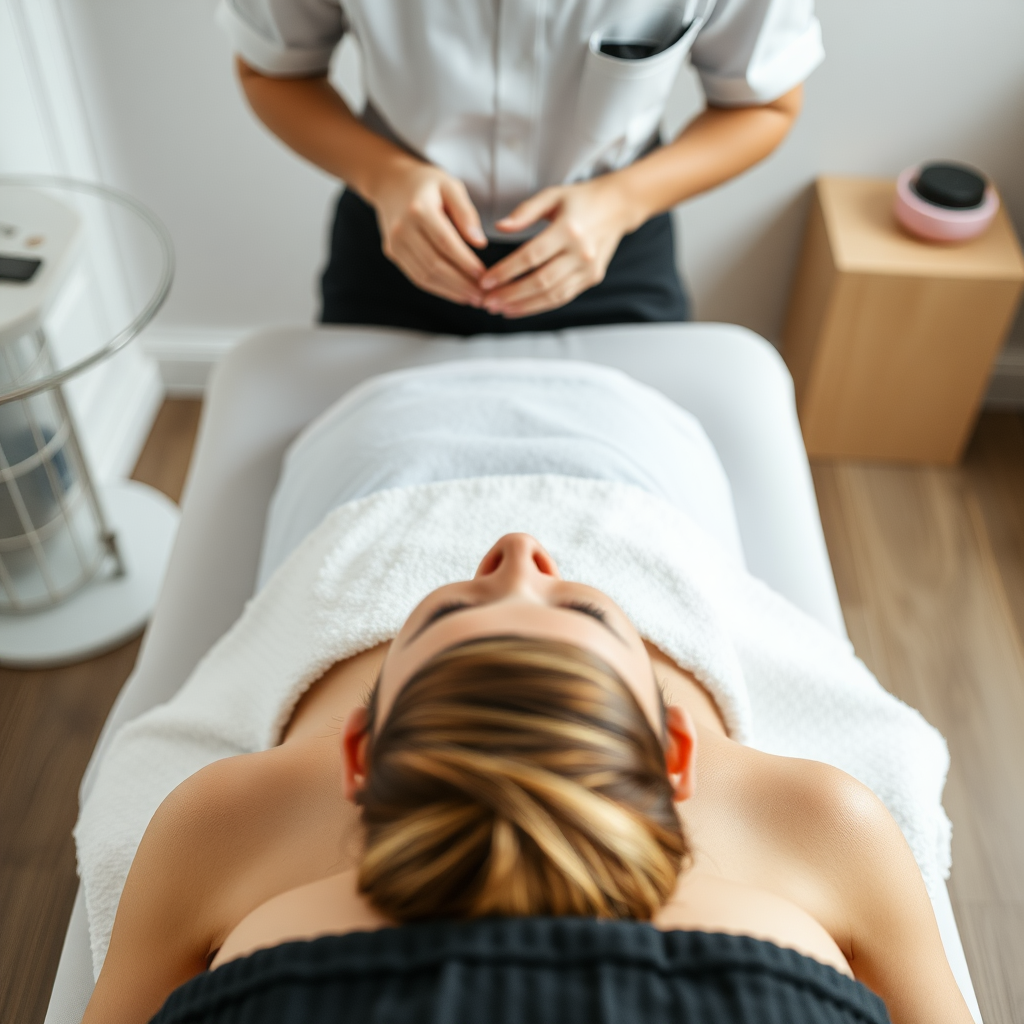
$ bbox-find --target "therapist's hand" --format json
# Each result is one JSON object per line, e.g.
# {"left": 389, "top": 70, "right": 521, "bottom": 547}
{"left": 366, "top": 157, "right": 489, "bottom": 307}
{"left": 478, "top": 178, "right": 641, "bottom": 318}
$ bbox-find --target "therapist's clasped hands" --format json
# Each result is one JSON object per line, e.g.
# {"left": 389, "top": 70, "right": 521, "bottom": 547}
{"left": 481, "top": 178, "right": 638, "bottom": 318}
{"left": 368, "top": 153, "right": 640, "bottom": 318}
{"left": 368, "top": 155, "right": 488, "bottom": 308}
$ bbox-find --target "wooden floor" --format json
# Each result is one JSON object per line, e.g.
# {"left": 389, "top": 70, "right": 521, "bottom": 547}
{"left": 0, "top": 400, "right": 202, "bottom": 1024}
{"left": 2, "top": 400, "right": 1024, "bottom": 1024}
{"left": 813, "top": 415, "right": 1024, "bottom": 1024}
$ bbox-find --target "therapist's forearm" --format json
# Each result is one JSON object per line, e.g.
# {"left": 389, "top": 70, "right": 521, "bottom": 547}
{"left": 236, "top": 59, "right": 491, "bottom": 306}
{"left": 611, "top": 85, "right": 803, "bottom": 231}
{"left": 235, "top": 60, "right": 420, "bottom": 203}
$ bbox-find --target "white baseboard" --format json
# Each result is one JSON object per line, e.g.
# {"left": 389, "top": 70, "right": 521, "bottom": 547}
{"left": 985, "top": 347, "right": 1024, "bottom": 409}
{"left": 72, "top": 347, "right": 165, "bottom": 482}
{"left": 143, "top": 327, "right": 248, "bottom": 396}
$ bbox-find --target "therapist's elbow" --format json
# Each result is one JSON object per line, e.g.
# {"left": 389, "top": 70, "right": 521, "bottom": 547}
{"left": 235, "top": 56, "right": 271, "bottom": 108}
{"left": 235, "top": 56, "right": 265, "bottom": 85}
{"left": 767, "top": 84, "right": 803, "bottom": 123}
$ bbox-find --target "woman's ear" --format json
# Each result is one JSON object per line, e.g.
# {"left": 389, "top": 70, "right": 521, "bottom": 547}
{"left": 664, "top": 705, "right": 697, "bottom": 802}
{"left": 342, "top": 706, "right": 370, "bottom": 801}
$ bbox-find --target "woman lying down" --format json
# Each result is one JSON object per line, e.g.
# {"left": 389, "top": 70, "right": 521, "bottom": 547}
{"left": 78, "top": 361, "right": 972, "bottom": 1024}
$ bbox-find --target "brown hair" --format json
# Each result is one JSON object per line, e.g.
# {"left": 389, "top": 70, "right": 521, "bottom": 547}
{"left": 356, "top": 636, "right": 688, "bottom": 922}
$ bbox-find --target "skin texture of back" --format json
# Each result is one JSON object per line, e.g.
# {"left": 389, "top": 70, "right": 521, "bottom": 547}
{"left": 82, "top": 536, "right": 973, "bottom": 1024}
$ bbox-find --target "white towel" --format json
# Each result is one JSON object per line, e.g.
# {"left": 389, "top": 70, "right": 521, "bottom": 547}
{"left": 76, "top": 475, "right": 951, "bottom": 979}
{"left": 257, "top": 358, "right": 746, "bottom": 586}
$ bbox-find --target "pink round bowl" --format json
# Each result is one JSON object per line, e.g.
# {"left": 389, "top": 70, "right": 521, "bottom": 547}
{"left": 894, "top": 165, "right": 999, "bottom": 243}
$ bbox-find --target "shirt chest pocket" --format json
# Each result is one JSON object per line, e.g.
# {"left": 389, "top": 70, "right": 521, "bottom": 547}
{"left": 562, "top": 6, "right": 704, "bottom": 182}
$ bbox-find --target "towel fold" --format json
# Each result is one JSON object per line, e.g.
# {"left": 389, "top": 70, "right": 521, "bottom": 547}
{"left": 76, "top": 475, "right": 950, "bottom": 979}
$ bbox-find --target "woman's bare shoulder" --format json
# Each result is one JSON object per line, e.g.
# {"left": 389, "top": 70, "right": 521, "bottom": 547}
{"left": 711, "top": 734, "right": 891, "bottom": 845}
{"left": 135, "top": 736, "right": 357, "bottom": 945}
{"left": 718, "top": 745, "right": 972, "bottom": 1022}
{"left": 696, "top": 734, "right": 902, "bottom": 937}
{"left": 87, "top": 742, "right": 356, "bottom": 1023}
{"left": 179, "top": 735, "right": 353, "bottom": 853}
{"left": 160, "top": 741, "right": 322, "bottom": 831}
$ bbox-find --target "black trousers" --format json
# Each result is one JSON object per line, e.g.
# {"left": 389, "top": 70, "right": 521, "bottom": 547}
{"left": 321, "top": 190, "right": 690, "bottom": 336}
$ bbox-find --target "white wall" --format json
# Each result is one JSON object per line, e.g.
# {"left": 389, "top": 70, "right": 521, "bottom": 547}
{"left": 19, "top": 0, "right": 1024, "bottom": 392}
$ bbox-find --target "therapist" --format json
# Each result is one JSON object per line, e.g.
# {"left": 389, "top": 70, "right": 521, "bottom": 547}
{"left": 218, "top": 1, "right": 822, "bottom": 335}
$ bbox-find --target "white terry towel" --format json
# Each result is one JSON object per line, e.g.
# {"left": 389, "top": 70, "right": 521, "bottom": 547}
{"left": 257, "top": 358, "right": 747, "bottom": 586}
{"left": 76, "top": 475, "right": 951, "bottom": 979}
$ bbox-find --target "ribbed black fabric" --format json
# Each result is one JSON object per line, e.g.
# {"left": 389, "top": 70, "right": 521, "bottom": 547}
{"left": 320, "top": 189, "right": 691, "bottom": 335}
{"left": 151, "top": 918, "right": 890, "bottom": 1024}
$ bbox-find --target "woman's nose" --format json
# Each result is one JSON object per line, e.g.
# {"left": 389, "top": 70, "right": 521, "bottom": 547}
{"left": 474, "top": 533, "right": 560, "bottom": 586}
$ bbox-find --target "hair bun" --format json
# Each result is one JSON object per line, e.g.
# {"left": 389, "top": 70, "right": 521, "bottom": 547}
{"left": 357, "top": 637, "right": 688, "bottom": 922}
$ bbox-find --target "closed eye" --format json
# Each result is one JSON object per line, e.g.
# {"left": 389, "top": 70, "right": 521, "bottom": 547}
{"left": 561, "top": 601, "right": 625, "bottom": 644}
{"left": 427, "top": 600, "right": 474, "bottom": 626}
{"left": 562, "top": 600, "right": 608, "bottom": 625}
{"left": 406, "top": 597, "right": 624, "bottom": 647}
{"left": 406, "top": 600, "right": 473, "bottom": 644}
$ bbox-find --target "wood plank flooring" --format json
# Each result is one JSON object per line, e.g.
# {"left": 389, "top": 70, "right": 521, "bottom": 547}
{"left": 813, "top": 414, "right": 1024, "bottom": 1024}
{"left": 0, "top": 400, "right": 201, "bottom": 1024}
{"left": 2, "top": 399, "right": 1023, "bottom": 1024}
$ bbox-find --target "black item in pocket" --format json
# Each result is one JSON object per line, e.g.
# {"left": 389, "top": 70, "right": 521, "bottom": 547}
{"left": 599, "top": 22, "right": 689, "bottom": 60}
{"left": 0, "top": 255, "right": 43, "bottom": 283}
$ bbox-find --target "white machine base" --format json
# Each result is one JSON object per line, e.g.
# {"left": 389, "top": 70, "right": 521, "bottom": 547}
{"left": 0, "top": 480, "right": 179, "bottom": 668}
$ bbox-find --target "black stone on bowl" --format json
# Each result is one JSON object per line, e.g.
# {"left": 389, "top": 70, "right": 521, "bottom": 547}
{"left": 912, "top": 163, "right": 986, "bottom": 210}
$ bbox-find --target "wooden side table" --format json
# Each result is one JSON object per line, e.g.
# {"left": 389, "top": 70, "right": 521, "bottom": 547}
{"left": 783, "top": 177, "right": 1024, "bottom": 463}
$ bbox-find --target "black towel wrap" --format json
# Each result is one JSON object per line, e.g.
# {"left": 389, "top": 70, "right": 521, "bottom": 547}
{"left": 150, "top": 917, "right": 891, "bottom": 1024}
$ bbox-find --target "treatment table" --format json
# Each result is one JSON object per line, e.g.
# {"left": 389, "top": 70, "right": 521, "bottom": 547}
{"left": 44, "top": 322, "right": 983, "bottom": 1023}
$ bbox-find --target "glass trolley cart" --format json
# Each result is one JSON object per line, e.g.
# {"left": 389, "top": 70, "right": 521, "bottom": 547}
{"left": 0, "top": 175, "right": 179, "bottom": 666}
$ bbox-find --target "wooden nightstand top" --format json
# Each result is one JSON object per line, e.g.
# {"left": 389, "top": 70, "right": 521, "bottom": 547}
{"left": 818, "top": 176, "right": 1024, "bottom": 281}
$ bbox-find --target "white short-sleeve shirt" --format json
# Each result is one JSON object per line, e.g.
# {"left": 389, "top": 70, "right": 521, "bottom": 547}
{"left": 219, "top": 0, "right": 823, "bottom": 231}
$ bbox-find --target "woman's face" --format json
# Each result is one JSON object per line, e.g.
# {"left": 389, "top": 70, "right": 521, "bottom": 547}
{"left": 375, "top": 533, "right": 664, "bottom": 736}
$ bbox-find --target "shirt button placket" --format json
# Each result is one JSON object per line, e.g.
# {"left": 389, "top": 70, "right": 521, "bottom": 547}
{"left": 493, "top": 0, "right": 544, "bottom": 225}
